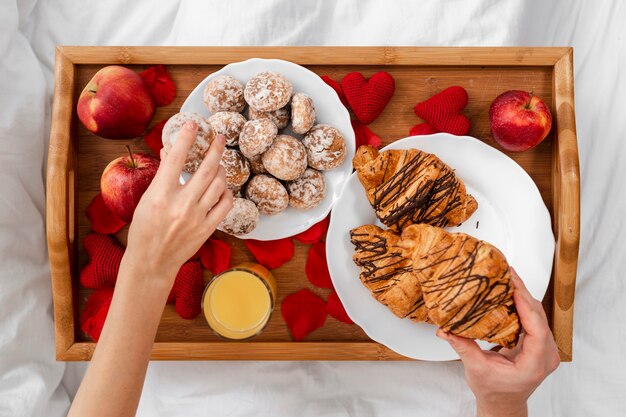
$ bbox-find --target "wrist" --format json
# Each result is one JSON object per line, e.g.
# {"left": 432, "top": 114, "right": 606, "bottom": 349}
{"left": 117, "top": 252, "right": 178, "bottom": 296}
{"left": 477, "top": 400, "right": 527, "bottom": 417}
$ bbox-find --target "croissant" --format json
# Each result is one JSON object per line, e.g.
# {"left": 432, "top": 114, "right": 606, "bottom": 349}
{"left": 353, "top": 146, "right": 478, "bottom": 232}
{"left": 350, "top": 224, "right": 428, "bottom": 322}
{"left": 401, "top": 223, "right": 521, "bottom": 348}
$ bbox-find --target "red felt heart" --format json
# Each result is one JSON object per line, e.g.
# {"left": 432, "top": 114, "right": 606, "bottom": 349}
{"left": 281, "top": 289, "right": 327, "bottom": 341}
{"left": 168, "top": 259, "right": 204, "bottom": 319}
{"left": 413, "top": 86, "right": 471, "bottom": 136}
{"left": 305, "top": 242, "right": 333, "bottom": 289}
{"left": 140, "top": 65, "right": 176, "bottom": 107}
{"left": 245, "top": 238, "right": 294, "bottom": 269}
{"left": 342, "top": 71, "right": 395, "bottom": 125}
{"left": 197, "top": 238, "right": 232, "bottom": 275}
{"left": 80, "top": 233, "right": 125, "bottom": 289}
{"left": 351, "top": 120, "right": 382, "bottom": 149}
{"left": 80, "top": 288, "right": 114, "bottom": 342}
{"left": 86, "top": 193, "right": 127, "bottom": 234}
{"left": 293, "top": 216, "right": 330, "bottom": 244}
{"left": 144, "top": 119, "right": 167, "bottom": 157}
{"left": 327, "top": 290, "right": 353, "bottom": 324}
{"left": 321, "top": 75, "right": 349, "bottom": 108}
{"left": 409, "top": 122, "right": 439, "bottom": 136}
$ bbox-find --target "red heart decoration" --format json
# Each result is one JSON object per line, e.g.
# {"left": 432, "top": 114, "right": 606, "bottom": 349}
{"left": 305, "top": 242, "right": 333, "bottom": 289}
{"left": 168, "top": 259, "right": 204, "bottom": 319}
{"left": 86, "top": 193, "right": 127, "bottom": 234}
{"left": 413, "top": 86, "right": 471, "bottom": 136}
{"left": 327, "top": 290, "right": 353, "bottom": 324}
{"left": 293, "top": 216, "right": 330, "bottom": 244}
{"left": 245, "top": 238, "right": 295, "bottom": 269}
{"left": 352, "top": 120, "right": 382, "bottom": 149}
{"left": 281, "top": 289, "right": 327, "bottom": 341}
{"left": 409, "top": 123, "right": 439, "bottom": 136}
{"left": 342, "top": 71, "right": 395, "bottom": 125}
{"left": 80, "top": 288, "right": 114, "bottom": 341}
{"left": 80, "top": 233, "right": 125, "bottom": 288}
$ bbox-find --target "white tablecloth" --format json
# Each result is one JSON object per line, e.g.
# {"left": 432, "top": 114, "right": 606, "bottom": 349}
{"left": 1, "top": 0, "right": 625, "bottom": 415}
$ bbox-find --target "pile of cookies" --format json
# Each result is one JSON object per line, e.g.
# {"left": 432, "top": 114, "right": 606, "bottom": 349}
{"left": 162, "top": 71, "right": 347, "bottom": 236}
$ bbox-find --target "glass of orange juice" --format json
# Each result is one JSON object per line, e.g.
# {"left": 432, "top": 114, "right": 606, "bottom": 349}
{"left": 202, "top": 263, "right": 276, "bottom": 341}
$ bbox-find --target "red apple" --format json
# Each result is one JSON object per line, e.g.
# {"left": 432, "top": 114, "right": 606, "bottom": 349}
{"left": 489, "top": 90, "right": 552, "bottom": 152}
{"left": 78, "top": 65, "right": 156, "bottom": 139}
{"left": 101, "top": 148, "right": 159, "bottom": 222}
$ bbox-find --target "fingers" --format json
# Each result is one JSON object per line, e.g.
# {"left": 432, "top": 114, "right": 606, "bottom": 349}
{"left": 206, "top": 188, "right": 234, "bottom": 230}
{"left": 185, "top": 134, "right": 227, "bottom": 197}
{"left": 199, "top": 166, "right": 227, "bottom": 210}
{"left": 510, "top": 268, "right": 550, "bottom": 338}
{"left": 436, "top": 329, "right": 486, "bottom": 366}
{"left": 157, "top": 121, "right": 198, "bottom": 183}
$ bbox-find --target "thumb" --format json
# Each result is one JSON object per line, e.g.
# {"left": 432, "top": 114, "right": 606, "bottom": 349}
{"left": 436, "top": 329, "right": 486, "bottom": 364}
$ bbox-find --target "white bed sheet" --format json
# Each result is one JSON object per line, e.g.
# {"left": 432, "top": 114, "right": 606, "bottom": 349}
{"left": 1, "top": 0, "right": 625, "bottom": 416}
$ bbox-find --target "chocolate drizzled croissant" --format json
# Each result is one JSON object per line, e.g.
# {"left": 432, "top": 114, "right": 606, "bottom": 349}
{"left": 353, "top": 146, "right": 478, "bottom": 232}
{"left": 350, "top": 224, "right": 428, "bottom": 322}
{"left": 401, "top": 224, "right": 521, "bottom": 348}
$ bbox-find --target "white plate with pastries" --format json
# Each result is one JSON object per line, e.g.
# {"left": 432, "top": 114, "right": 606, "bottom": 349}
{"left": 176, "top": 58, "right": 355, "bottom": 240}
{"left": 326, "top": 134, "right": 555, "bottom": 361}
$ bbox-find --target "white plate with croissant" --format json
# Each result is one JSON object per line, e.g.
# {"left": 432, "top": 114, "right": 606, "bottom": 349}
{"left": 326, "top": 134, "right": 554, "bottom": 361}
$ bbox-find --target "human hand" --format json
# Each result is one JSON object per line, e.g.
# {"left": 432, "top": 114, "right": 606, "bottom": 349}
{"left": 436, "top": 268, "right": 560, "bottom": 417}
{"left": 124, "top": 121, "right": 233, "bottom": 287}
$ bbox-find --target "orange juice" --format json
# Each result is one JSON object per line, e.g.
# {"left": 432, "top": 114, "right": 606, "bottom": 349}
{"left": 203, "top": 263, "right": 276, "bottom": 340}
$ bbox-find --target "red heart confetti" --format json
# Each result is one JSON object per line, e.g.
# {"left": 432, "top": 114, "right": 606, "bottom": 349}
{"left": 342, "top": 71, "right": 395, "bottom": 125}
{"left": 80, "top": 288, "right": 114, "bottom": 342}
{"left": 144, "top": 119, "right": 167, "bottom": 156}
{"left": 80, "top": 233, "right": 125, "bottom": 289}
{"left": 321, "top": 75, "right": 349, "bottom": 107}
{"left": 305, "top": 242, "right": 333, "bottom": 289}
{"left": 293, "top": 216, "right": 330, "bottom": 244}
{"left": 281, "top": 289, "right": 327, "bottom": 341}
{"left": 413, "top": 86, "right": 471, "bottom": 136}
{"left": 86, "top": 193, "right": 127, "bottom": 234}
{"left": 352, "top": 120, "right": 382, "bottom": 149}
{"left": 140, "top": 65, "right": 176, "bottom": 107}
{"left": 197, "top": 238, "right": 232, "bottom": 275}
{"left": 327, "top": 290, "right": 354, "bottom": 324}
{"left": 409, "top": 122, "right": 439, "bottom": 136}
{"left": 168, "top": 259, "right": 204, "bottom": 319}
{"left": 245, "top": 238, "right": 294, "bottom": 269}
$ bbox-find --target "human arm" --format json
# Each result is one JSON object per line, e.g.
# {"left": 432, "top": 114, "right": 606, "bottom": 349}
{"left": 67, "top": 122, "right": 232, "bottom": 417}
{"left": 437, "top": 268, "right": 560, "bottom": 417}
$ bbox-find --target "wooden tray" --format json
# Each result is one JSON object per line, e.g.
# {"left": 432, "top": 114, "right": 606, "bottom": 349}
{"left": 47, "top": 47, "right": 579, "bottom": 361}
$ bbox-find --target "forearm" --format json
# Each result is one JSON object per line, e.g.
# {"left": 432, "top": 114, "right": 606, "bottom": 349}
{"left": 68, "top": 254, "right": 174, "bottom": 417}
{"left": 477, "top": 401, "right": 527, "bottom": 417}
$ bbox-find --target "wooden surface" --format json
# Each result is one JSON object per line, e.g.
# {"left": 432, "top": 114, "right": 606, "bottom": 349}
{"left": 48, "top": 46, "right": 578, "bottom": 361}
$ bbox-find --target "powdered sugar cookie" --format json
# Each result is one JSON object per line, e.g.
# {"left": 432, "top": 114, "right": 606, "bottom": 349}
{"left": 261, "top": 134, "right": 307, "bottom": 181}
{"left": 291, "top": 93, "right": 316, "bottom": 134}
{"left": 245, "top": 174, "right": 289, "bottom": 215}
{"left": 248, "top": 105, "right": 290, "bottom": 130}
{"left": 208, "top": 111, "right": 247, "bottom": 146}
{"left": 218, "top": 197, "right": 259, "bottom": 236}
{"left": 244, "top": 71, "right": 292, "bottom": 112}
{"left": 302, "top": 124, "right": 346, "bottom": 171}
{"left": 220, "top": 148, "right": 250, "bottom": 189}
{"left": 203, "top": 75, "right": 246, "bottom": 113}
{"left": 162, "top": 112, "right": 215, "bottom": 173}
{"left": 287, "top": 168, "right": 326, "bottom": 210}
{"left": 248, "top": 153, "right": 268, "bottom": 174}
{"left": 239, "top": 119, "right": 277, "bottom": 159}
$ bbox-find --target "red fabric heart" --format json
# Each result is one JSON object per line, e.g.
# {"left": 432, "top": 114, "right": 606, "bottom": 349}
{"left": 321, "top": 75, "right": 349, "bottom": 107}
{"left": 197, "top": 238, "right": 232, "bottom": 275}
{"left": 86, "top": 193, "right": 127, "bottom": 234}
{"left": 168, "top": 259, "right": 204, "bottom": 319}
{"left": 281, "top": 289, "right": 327, "bottom": 341}
{"left": 409, "top": 122, "right": 439, "bottom": 136}
{"left": 140, "top": 65, "right": 176, "bottom": 107}
{"left": 342, "top": 71, "right": 395, "bottom": 125}
{"left": 80, "top": 233, "right": 125, "bottom": 289}
{"left": 305, "top": 242, "right": 333, "bottom": 289}
{"left": 293, "top": 216, "right": 330, "bottom": 244}
{"left": 245, "top": 238, "right": 294, "bottom": 269}
{"left": 144, "top": 119, "right": 167, "bottom": 157}
{"left": 327, "top": 290, "right": 353, "bottom": 324}
{"left": 80, "top": 288, "right": 114, "bottom": 342}
{"left": 413, "top": 86, "right": 471, "bottom": 136}
{"left": 352, "top": 120, "right": 383, "bottom": 149}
